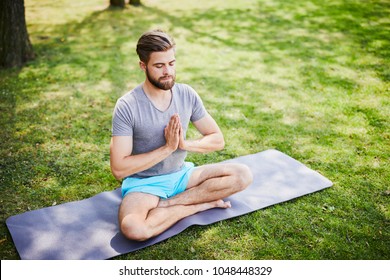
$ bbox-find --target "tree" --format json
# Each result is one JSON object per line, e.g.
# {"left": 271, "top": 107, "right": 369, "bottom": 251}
{"left": 0, "top": 0, "right": 34, "bottom": 69}
{"left": 109, "top": 0, "right": 141, "bottom": 8}
{"left": 110, "top": 0, "right": 125, "bottom": 8}
{"left": 129, "top": 0, "right": 141, "bottom": 5}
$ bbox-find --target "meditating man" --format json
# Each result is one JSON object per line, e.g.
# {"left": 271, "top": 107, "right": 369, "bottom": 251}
{"left": 110, "top": 30, "right": 253, "bottom": 241}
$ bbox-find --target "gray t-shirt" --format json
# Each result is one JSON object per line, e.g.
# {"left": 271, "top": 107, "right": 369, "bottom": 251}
{"left": 112, "top": 83, "right": 207, "bottom": 178}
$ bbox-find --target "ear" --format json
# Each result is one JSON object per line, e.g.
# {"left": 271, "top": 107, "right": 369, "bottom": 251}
{"left": 139, "top": 61, "right": 146, "bottom": 71}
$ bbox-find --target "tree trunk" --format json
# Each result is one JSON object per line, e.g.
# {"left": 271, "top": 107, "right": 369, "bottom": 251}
{"left": 110, "top": 0, "right": 125, "bottom": 8}
{"left": 129, "top": 0, "right": 141, "bottom": 6}
{"left": 0, "top": 0, "right": 34, "bottom": 69}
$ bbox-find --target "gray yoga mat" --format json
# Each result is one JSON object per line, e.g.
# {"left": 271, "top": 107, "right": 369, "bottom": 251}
{"left": 6, "top": 149, "right": 332, "bottom": 260}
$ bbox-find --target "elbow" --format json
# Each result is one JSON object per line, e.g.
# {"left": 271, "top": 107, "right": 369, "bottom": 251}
{"left": 111, "top": 169, "right": 123, "bottom": 181}
{"left": 219, "top": 138, "right": 225, "bottom": 150}
{"left": 111, "top": 166, "right": 126, "bottom": 181}
{"left": 216, "top": 135, "right": 225, "bottom": 151}
{"left": 110, "top": 156, "right": 136, "bottom": 180}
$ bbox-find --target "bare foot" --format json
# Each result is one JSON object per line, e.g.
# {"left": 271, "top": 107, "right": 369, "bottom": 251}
{"left": 158, "top": 198, "right": 231, "bottom": 210}
{"left": 194, "top": 199, "right": 232, "bottom": 212}
{"left": 214, "top": 199, "right": 231, "bottom": 208}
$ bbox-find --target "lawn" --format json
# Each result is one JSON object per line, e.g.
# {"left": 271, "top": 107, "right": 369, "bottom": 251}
{"left": 0, "top": 0, "right": 389, "bottom": 259}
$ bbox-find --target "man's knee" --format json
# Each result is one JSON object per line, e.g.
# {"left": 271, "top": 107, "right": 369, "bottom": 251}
{"left": 231, "top": 163, "right": 253, "bottom": 191}
{"left": 120, "top": 216, "right": 152, "bottom": 242}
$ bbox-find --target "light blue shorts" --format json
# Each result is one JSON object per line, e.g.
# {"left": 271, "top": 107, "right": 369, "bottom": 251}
{"left": 121, "top": 162, "right": 195, "bottom": 199}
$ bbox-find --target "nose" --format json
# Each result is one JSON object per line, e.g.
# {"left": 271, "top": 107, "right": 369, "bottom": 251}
{"left": 163, "top": 65, "right": 174, "bottom": 76}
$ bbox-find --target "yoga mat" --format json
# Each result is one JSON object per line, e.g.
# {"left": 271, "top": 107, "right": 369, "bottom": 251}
{"left": 6, "top": 149, "right": 332, "bottom": 260}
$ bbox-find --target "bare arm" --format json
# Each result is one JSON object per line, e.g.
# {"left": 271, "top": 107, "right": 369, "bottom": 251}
{"left": 179, "top": 113, "right": 225, "bottom": 153}
{"left": 110, "top": 115, "right": 181, "bottom": 180}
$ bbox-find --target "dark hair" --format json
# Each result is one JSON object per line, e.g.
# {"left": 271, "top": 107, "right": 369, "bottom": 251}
{"left": 136, "top": 29, "right": 176, "bottom": 63}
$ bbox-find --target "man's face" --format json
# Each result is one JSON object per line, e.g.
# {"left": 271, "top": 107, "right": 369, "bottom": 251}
{"left": 143, "top": 48, "right": 176, "bottom": 90}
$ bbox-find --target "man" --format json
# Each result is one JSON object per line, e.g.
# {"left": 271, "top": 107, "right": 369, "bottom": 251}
{"left": 110, "top": 30, "right": 253, "bottom": 241}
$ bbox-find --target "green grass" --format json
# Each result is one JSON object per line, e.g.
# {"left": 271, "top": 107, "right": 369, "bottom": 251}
{"left": 0, "top": 0, "right": 389, "bottom": 259}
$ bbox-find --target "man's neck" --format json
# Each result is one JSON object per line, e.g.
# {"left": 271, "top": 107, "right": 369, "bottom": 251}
{"left": 142, "top": 81, "right": 173, "bottom": 111}
{"left": 142, "top": 80, "right": 171, "bottom": 100}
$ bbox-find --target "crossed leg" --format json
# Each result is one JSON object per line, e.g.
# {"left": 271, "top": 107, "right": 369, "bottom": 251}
{"left": 118, "top": 163, "right": 253, "bottom": 241}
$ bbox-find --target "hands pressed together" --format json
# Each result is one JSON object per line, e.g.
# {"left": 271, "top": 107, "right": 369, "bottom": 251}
{"left": 164, "top": 114, "right": 186, "bottom": 152}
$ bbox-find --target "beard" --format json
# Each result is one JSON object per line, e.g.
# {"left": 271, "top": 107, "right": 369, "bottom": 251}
{"left": 146, "top": 68, "right": 176, "bottom": 90}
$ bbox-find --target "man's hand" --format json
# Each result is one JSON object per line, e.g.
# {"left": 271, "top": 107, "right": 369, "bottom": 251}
{"left": 178, "top": 114, "right": 225, "bottom": 153}
{"left": 178, "top": 125, "right": 187, "bottom": 150}
{"left": 164, "top": 114, "right": 180, "bottom": 152}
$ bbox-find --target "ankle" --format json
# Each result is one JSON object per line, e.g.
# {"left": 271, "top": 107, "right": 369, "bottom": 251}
{"left": 158, "top": 199, "right": 170, "bottom": 208}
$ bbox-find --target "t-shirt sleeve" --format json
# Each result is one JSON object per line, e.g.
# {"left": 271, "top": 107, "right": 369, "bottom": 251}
{"left": 111, "top": 99, "right": 133, "bottom": 136}
{"left": 188, "top": 86, "right": 207, "bottom": 122}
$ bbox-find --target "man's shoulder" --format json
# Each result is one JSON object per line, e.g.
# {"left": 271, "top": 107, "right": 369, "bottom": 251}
{"left": 116, "top": 84, "right": 143, "bottom": 105}
{"left": 174, "top": 83, "right": 199, "bottom": 100}
{"left": 174, "top": 82, "right": 195, "bottom": 93}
